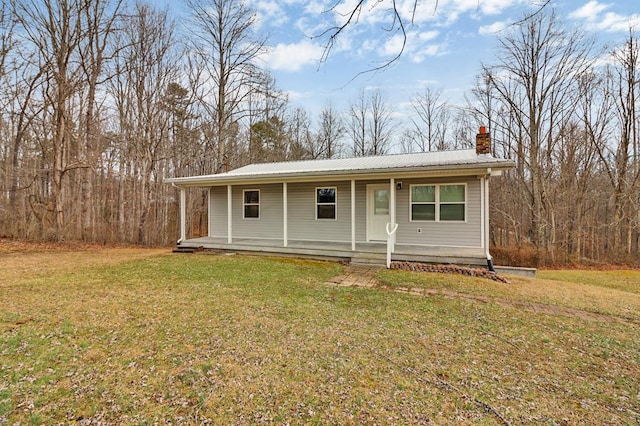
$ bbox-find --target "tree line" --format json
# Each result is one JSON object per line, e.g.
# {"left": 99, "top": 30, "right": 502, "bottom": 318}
{"left": 0, "top": 0, "right": 637, "bottom": 265}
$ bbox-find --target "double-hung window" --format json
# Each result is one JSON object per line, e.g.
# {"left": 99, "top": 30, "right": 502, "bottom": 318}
{"left": 316, "top": 187, "right": 337, "bottom": 220}
{"left": 243, "top": 189, "right": 260, "bottom": 219}
{"left": 410, "top": 184, "right": 465, "bottom": 221}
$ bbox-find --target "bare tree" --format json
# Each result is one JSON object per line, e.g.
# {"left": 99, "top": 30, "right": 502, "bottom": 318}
{"left": 187, "top": 0, "right": 266, "bottom": 173}
{"left": 14, "top": 0, "right": 93, "bottom": 240}
{"left": 348, "top": 88, "right": 395, "bottom": 156}
{"left": 287, "top": 107, "right": 313, "bottom": 160}
{"left": 368, "top": 89, "right": 395, "bottom": 155}
{"left": 108, "top": 2, "right": 178, "bottom": 244}
{"left": 315, "top": 0, "right": 552, "bottom": 71}
{"left": 483, "top": 10, "right": 593, "bottom": 252}
{"left": 348, "top": 89, "right": 367, "bottom": 156}
{"left": 77, "top": 0, "right": 123, "bottom": 241}
{"left": 409, "top": 86, "right": 450, "bottom": 152}
{"left": 246, "top": 71, "right": 289, "bottom": 163}
{"left": 587, "top": 30, "right": 640, "bottom": 256}
{"left": 315, "top": 103, "right": 345, "bottom": 159}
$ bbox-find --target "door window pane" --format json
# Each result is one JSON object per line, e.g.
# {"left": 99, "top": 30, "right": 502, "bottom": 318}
{"left": 374, "top": 189, "right": 389, "bottom": 215}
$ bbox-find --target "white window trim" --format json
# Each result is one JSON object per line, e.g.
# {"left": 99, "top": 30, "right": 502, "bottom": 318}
{"left": 409, "top": 183, "right": 467, "bottom": 222}
{"left": 243, "top": 189, "right": 260, "bottom": 220}
{"left": 315, "top": 186, "right": 337, "bottom": 220}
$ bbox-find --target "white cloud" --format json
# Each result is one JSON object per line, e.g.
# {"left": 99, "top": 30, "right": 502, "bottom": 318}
{"left": 264, "top": 40, "right": 324, "bottom": 72}
{"left": 381, "top": 33, "right": 406, "bottom": 57}
{"left": 568, "top": 1, "right": 640, "bottom": 33}
{"left": 379, "top": 29, "right": 442, "bottom": 62}
{"left": 410, "top": 43, "right": 448, "bottom": 63}
{"left": 595, "top": 12, "right": 640, "bottom": 32}
{"left": 418, "top": 30, "right": 440, "bottom": 42}
{"left": 476, "top": 0, "right": 517, "bottom": 16}
{"left": 254, "top": 0, "right": 289, "bottom": 29}
{"left": 479, "top": 20, "right": 508, "bottom": 35}
{"left": 568, "top": 0, "right": 610, "bottom": 20}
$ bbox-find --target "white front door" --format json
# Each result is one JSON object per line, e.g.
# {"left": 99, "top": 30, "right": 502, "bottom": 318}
{"left": 367, "top": 184, "right": 390, "bottom": 241}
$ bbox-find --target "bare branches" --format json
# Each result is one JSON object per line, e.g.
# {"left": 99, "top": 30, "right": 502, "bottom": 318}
{"left": 313, "top": 0, "right": 554, "bottom": 76}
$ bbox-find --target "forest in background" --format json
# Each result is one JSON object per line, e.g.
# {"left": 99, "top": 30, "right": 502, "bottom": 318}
{"left": 0, "top": 0, "right": 638, "bottom": 266}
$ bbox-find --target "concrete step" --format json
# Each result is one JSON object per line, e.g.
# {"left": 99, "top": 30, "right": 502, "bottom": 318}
{"left": 350, "top": 254, "right": 387, "bottom": 266}
{"left": 172, "top": 247, "right": 195, "bottom": 254}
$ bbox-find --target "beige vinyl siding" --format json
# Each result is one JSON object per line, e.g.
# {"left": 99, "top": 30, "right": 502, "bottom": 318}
{"left": 287, "top": 181, "right": 352, "bottom": 242}
{"left": 209, "top": 187, "right": 228, "bottom": 238}
{"left": 395, "top": 177, "right": 481, "bottom": 247}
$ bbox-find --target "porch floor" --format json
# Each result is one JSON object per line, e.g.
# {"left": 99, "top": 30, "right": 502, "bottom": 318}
{"left": 177, "top": 237, "right": 488, "bottom": 267}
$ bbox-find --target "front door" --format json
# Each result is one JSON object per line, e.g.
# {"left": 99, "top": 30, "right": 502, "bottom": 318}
{"left": 367, "top": 184, "right": 390, "bottom": 241}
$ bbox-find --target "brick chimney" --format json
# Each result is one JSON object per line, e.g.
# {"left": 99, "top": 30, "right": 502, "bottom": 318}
{"left": 476, "top": 126, "right": 490, "bottom": 155}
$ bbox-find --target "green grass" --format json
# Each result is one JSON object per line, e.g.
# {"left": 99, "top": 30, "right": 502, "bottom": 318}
{"left": 1, "top": 250, "right": 639, "bottom": 424}
{"left": 538, "top": 269, "right": 640, "bottom": 294}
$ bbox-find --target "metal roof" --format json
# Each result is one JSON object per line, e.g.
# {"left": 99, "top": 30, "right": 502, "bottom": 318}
{"left": 166, "top": 149, "right": 515, "bottom": 187}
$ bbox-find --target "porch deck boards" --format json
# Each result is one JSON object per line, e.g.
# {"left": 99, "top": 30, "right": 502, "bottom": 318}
{"left": 177, "top": 237, "right": 488, "bottom": 266}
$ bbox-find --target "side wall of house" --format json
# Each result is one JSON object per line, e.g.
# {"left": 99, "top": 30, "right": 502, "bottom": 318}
{"left": 209, "top": 186, "right": 228, "bottom": 238}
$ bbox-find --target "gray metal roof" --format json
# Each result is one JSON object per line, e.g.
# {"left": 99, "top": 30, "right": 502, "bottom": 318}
{"left": 166, "top": 149, "right": 515, "bottom": 187}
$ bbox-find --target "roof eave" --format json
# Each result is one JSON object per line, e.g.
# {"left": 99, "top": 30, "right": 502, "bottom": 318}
{"left": 165, "top": 160, "right": 515, "bottom": 188}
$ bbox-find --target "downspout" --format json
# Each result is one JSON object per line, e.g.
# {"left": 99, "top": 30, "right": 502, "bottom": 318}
{"left": 484, "top": 169, "right": 495, "bottom": 272}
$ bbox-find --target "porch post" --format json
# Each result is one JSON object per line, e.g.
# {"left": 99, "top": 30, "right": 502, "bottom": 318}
{"left": 480, "top": 176, "right": 486, "bottom": 251}
{"left": 227, "top": 185, "right": 232, "bottom": 244}
{"left": 351, "top": 179, "right": 356, "bottom": 251}
{"left": 207, "top": 188, "right": 213, "bottom": 237}
{"left": 179, "top": 187, "right": 186, "bottom": 243}
{"left": 389, "top": 178, "right": 396, "bottom": 252}
{"left": 283, "top": 182, "right": 288, "bottom": 247}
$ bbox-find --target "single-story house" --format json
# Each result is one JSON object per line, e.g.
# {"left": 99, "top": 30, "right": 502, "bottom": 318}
{"left": 166, "top": 128, "right": 515, "bottom": 269}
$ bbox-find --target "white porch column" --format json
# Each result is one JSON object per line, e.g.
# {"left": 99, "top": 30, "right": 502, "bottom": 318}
{"left": 207, "top": 188, "right": 213, "bottom": 237}
{"left": 351, "top": 179, "right": 356, "bottom": 251}
{"left": 390, "top": 178, "right": 396, "bottom": 252}
{"left": 480, "top": 176, "right": 486, "bottom": 251}
{"left": 179, "top": 187, "right": 186, "bottom": 243}
{"left": 283, "top": 182, "right": 288, "bottom": 247}
{"left": 227, "top": 185, "right": 233, "bottom": 244}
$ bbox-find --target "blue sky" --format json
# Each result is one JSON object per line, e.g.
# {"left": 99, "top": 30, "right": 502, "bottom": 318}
{"left": 242, "top": 0, "right": 639, "bottom": 119}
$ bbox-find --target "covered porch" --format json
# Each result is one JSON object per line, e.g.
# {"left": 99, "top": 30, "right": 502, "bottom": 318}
{"left": 177, "top": 236, "right": 488, "bottom": 266}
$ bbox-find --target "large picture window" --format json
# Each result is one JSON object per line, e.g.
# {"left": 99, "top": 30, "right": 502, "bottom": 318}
{"left": 243, "top": 189, "right": 260, "bottom": 219}
{"left": 316, "top": 187, "right": 336, "bottom": 220}
{"left": 410, "top": 184, "right": 465, "bottom": 222}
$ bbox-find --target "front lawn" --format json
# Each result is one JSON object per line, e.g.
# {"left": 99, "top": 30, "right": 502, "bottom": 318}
{"left": 1, "top": 249, "right": 638, "bottom": 424}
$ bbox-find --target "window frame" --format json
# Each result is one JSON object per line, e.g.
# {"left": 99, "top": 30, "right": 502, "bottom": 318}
{"left": 409, "top": 183, "right": 467, "bottom": 222}
{"left": 242, "top": 189, "right": 260, "bottom": 220}
{"left": 315, "top": 186, "right": 337, "bottom": 220}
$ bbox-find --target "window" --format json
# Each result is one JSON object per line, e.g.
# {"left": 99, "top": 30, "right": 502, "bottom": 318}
{"left": 316, "top": 187, "right": 336, "bottom": 220}
{"left": 410, "top": 184, "right": 465, "bottom": 222}
{"left": 411, "top": 185, "right": 436, "bottom": 221}
{"left": 243, "top": 189, "right": 260, "bottom": 219}
{"left": 439, "top": 184, "right": 465, "bottom": 221}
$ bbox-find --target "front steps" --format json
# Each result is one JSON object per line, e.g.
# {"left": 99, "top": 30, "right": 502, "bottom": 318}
{"left": 350, "top": 253, "right": 387, "bottom": 266}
